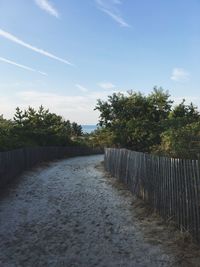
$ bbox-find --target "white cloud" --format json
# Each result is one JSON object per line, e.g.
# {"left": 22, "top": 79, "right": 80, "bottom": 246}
{"left": 0, "top": 29, "right": 73, "bottom": 66}
{"left": 0, "top": 56, "right": 47, "bottom": 76}
{"left": 34, "top": 0, "right": 59, "bottom": 18}
{"left": 15, "top": 90, "right": 108, "bottom": 124}
{"left": 95, "top": 0, "right": 130, "bottom": 27}
{"left": 171, "top": 68, "right": 190, "bottom": 82}
{"left": 75, "top": 84, "right": 89, "bottom": 93}
{"left": 98, "top": 82, "right": 116, "bottom": 89}
{"left": 172, "top": 96, "right": 200, "bottom": 106}
{"left": 0, "top": 89, "right": 125, "bottom": 124}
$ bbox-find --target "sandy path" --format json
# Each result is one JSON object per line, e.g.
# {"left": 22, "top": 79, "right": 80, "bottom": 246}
{"left": 0, "top": 155, "right": 175, "bottom": 267}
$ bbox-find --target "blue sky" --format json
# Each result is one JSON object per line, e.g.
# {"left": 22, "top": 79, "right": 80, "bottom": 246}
{"left": 0, "top": 0, "right": 200, "bottom": 124}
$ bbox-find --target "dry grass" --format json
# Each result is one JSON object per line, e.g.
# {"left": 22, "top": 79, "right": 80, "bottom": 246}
{"left": 130, "top": 195, "right": 200, "bottom": 266}
{"left": 99, "top": 162, "right": 200, "bottom": 267}
{"left": 133, "top": 198, "right": 200, "bottom": 266}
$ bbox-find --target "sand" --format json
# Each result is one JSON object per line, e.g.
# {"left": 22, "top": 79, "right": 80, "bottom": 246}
{"left": 0, "top": 155, "right": 177, "bottom": 266}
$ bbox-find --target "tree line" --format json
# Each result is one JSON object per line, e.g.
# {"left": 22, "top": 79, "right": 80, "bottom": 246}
{"left": 1, "top": 88, "right": 199, "bottom": 158}
{"left": 0, "top": 106, "right": 83, "bottom": 151}
{"left": 94, "top": 87, "right": 200, "bottom": 159}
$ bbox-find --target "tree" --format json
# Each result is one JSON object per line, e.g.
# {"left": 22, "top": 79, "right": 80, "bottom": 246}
{"left": 89, "top": 127, "right": 115, "bottom": 148}
{"left": 95, "top": 87, "right": 173, "bottom": 152}
{"left": 0, "top": 115, "right": 15, "bottom": 151}
{"left": 12, "top": 106, "right": 75, "bottom": 146}
{"left": 0, "top": 106, "right": 85, "bottom": 151}
{"left": 71, "top": 122, "right": 83, "bottom": 137}
{"left": 154, "top": 122, "right": 200, "bottom": 159}
{"left": 167, "top": 100, "right": 200, "bottom": 129}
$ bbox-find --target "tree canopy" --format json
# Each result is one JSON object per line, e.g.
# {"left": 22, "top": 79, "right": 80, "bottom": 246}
{"left": 0, "top": 106, "right": 83, "bottom": 151}
{"left": 95, "top": 87, "right": 200, "bottom": 158}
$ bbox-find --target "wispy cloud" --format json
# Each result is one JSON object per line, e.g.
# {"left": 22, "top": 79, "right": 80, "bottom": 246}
{"left": 98, "top": 82, "right": 116, "bottom": 89}
{"left": 0, "top": 29, "right": 73, "bottom": 66}
{"left": 0, "top": 56, "right": 47, "bottom": 76}
{"left": 34, "top": 0, "right": 59, "bottom": 18}
{"left": 95, "top": 0, "right": 130, "bottom": 27}
{"left": 171, "top": 68, "right": 190, "bottom": 82}
{"left": 75, "top": 84, "right": 89, "bottom": 93}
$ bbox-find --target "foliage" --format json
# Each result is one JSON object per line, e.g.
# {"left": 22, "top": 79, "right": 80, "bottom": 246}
{"left": 0, "top": 106, "right": 83, "bottom": 151}
{"left": 95, "top": 87, "right": 173, "bottom": 152}
{"left": 0, "top": 115, "right": 16, "bottom": 151}
{"left": 71, "top": 122, "right": 83, "bottom": 138}
{"left": 153, "top": 122, "right": 200, "bottom": 159}
{"left": 89, "top": 127, "right": 115, "bottom": 148}
{"left": 95, "top": 87, "right": 200, "bottom": 158}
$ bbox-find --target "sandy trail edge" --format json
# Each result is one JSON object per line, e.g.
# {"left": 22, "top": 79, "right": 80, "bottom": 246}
{"left": 0, "top": 155, "right": 198, "bottom": 267}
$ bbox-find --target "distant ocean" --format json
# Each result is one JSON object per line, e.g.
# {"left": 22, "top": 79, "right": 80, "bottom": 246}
{"left": 81, "top": 125, "right": 97, "bottom": 134}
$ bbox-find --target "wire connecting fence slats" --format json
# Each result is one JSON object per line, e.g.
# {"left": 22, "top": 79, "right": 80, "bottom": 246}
{"left": 104, "top": 148, "right": 200, "bottom": 243}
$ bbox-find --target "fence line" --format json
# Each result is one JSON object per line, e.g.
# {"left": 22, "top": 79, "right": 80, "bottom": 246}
{"left": 0, "top": 146, "right": 102, "bottom": 188}
{"left": 104, "top": 148, "right": 200, "bottom": 243}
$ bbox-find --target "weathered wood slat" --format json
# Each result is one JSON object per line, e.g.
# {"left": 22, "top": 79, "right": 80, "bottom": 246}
{"left": 0, "top": 146, "right": 103, "bottom": 188}
{"left": 105, "top": 148, "right": 200, "bottom": 243}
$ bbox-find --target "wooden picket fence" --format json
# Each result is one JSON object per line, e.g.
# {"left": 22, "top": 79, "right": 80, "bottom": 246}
{"left": 0, "top": 146, "right": 103, "bottom": 188}
{"left": 104, "top": 148, "right": 200, "bottom": 243}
